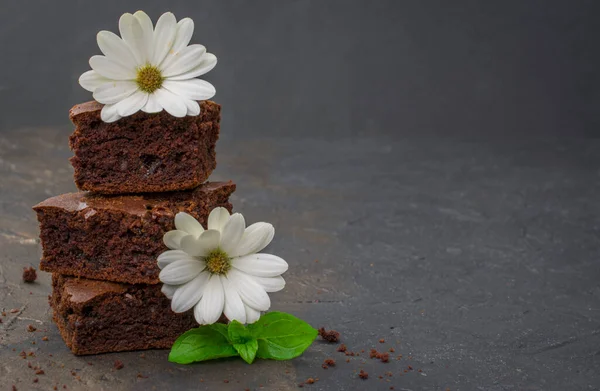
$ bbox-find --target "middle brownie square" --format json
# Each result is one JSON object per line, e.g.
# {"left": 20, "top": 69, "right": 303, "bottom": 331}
{"left": 33, "top": 181, "right": 235, "bottom": 284}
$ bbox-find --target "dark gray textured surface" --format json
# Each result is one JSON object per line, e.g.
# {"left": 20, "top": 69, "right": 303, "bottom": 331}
{"left": 1, "top": 1, "right": 600, "bottom": 390}
{"left": 1, "top": 130, "right": 600, "bottom": 390}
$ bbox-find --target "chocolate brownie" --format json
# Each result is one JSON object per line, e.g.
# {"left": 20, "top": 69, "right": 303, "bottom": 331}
{"left": 33, "top": 181, "right": 235, "bottom": 284}
{"left": 69, "top": 100, "right": 220, "bottom": 194}
{"left": 50, "top": 274, "right": 197, "bottom": 355}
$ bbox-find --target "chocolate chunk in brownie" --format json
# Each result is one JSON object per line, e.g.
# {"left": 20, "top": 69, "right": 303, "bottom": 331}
{"left": 69, "top": 100, "right": 220, "bottom": 194}
{"left": 50, "top": 274, "right": 197, "bottom": 355}
{"left": 33, "top": 181, "right": 235, "bottom": 284}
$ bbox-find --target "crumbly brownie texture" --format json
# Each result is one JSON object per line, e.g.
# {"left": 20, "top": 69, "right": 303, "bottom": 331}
{"left": 50, "top": 274, "right": 197, "bottom": 355}
{"left": 69, "top": 100, "right": 221, "bottom": 194}
{"left": 34, "top": 181, "right": 235, "bottom": 284}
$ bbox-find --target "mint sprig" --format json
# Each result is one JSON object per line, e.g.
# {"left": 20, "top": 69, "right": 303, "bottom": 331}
{"left": 169, "top": 312, "right": 317, "bottom": 364}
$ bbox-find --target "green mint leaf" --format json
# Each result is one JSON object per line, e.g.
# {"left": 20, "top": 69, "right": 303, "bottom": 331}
{"left": 169, "top": 324, "right": 238, "bottom": 364}
{"left": 227, "top": 320, "right": 253, "bottom": 344}
{"left": 247, "top": 312, "right": 318, "bottom": 360}
{"left": 228, "top": 320, "right": 258, "bottom": 364}
{"left": 234, "top": 339, "right": 259, "bottom": 364}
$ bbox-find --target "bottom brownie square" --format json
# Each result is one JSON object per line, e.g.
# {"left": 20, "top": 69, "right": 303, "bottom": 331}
{"left": 50, "top": 274, "right": 196, "bottom": 355}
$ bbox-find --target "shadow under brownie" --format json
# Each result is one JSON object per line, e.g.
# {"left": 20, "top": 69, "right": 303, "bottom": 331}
{"left": 50, "top": 274, "right": 197, "bottom": 355}
{"left": 33, "top": 181, "right": 235, "bottom": 284}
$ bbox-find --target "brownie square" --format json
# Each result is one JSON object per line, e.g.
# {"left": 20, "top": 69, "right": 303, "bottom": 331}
{"left": 33, "top": 181, "right": 235, "bottom": 284}
{"left": 50, "top": 274, "right": 197, "bottom": 355}
{"left": 69, "top": 100, "right": 220, "bottom": 194}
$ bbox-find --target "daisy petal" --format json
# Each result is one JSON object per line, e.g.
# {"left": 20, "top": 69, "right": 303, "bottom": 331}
{"left": 152, "top": 12, "right": 178, "bottom": 66}
{"left": 221, "top": 275, "right": 246, "bottom": 323}
{"left": 96, "top": 30, "right": 137, "bottom": 69}
{"left": 230, "top": 222, "right": 275, "bottom": 257}
{"left": 245, "top": 305, "right": 261, "bottom": 324}
{"left": 173, "top": 18, "right": 194, "bottom": 53}
{"left": 119, "top": 13, "right": 146, "bottom": 65}
{"left": 207, "top": 207, "right": 231, "bottom": 233}
{"left": 154, "top": 88, "right": 187, "bottom": 117}
{"left": 231, "top": 253, "right": 289, "bottom": 277}
{"left": 93, "top": 81, "right": 138, "bottom": 104}
{"left": 167, "top": 53, "right": 217, "bottom": 81}
{"left": 142, "top": 93, "right": 162, "bottom": 113}
{"left": 161, "top": 44, "right": 207, "bottom": 77}
{"left": 252, "top": 275, "right": 286, "bottom": 293}
{"left": 174, "top": 212, "right": 205, "bottom": 236}
{"left": 220, "top": 213, "right": 245, "bottom": 255}
{"left": 161, "top": 284, "right": 178, "bottom": 299}
{"left": 90, "top": 55, "right": 136, "bottom": 80}
{"left": 227, "top": 269, "right": 271, "bottom": 311}
{"left": 157, "top": 249, "right": 195, "bottom": 269}
{"left": 115, "top": 90, "right": 148, "bottom": 117}
{"left": 100, "top": 103, "right": 122, "bottom": 123}
{"left": 171, "top": 271, "right": 210, "bottom": 313}
{"left": 183, "top": 99, "right": 200, "bottom": 116}
{"left": 163, "top": 230, "right": 188, "bottom": 250}
{"left": 78, "top": 70, "right": 109, "bottom": 92}
{"left": 159, "top": 18, "right": 195, "bottom": 71}
{"left": 181, "top": 229, "right": 220, "bottom": 257}
{"left": 162, "top": 79, "right": 216, "bottom": 101}
{"left": 159, "top": 259, "right": 205, "bottom": 285}
{"left": 133, "top": 10, "right": 154, "bottom": 63}
{"left": 195, "top": 274, "right": 225, "bottom": 324}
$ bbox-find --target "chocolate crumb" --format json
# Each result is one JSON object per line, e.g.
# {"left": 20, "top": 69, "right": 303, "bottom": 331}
{"left": 223, "top": 380, "right": 229, "bottom": 383}
{"left": 337, "top": 344, "right": 347, "bottom": 352}
{"left": 318, "top": 327, "right": 340, "bottom": 343}
{"left": 380, "top": 353, "right": 390, "bottom": 363}
{"left": 12, "top": 386, "right": 17, "bottom": 391}
{"left": 33, "top": 378, "right": 39, "bottom": 383}
{"left": 10, "top": 308, "right": 19, "bottom": 313}
{"left": 137, "top": 373, "right": 148, "bottom": 378}
{"left": 358, "top": 370, "right": 369, "bottom": 380}
{"left": 418, "top": 369, "right": 422, "bottom": 372}
{"left": 321, "top": 364, "right": 328, "bottom": 369}
{"left": 390, "top": 387, "right": 395, "bottom": 390}
{"left": 369, "top": 349, "right": 378, "bottom": 359}
{"left": 297, "top": 383, "right": 304, "bottom": 388}
{"left": 324, "top": 358, "right": 336, "bottom": 367}
{"left": 408, "top": 365, "right": 413, "bottom": 370}
{"left": 35, "top": 369, "right": 45, "bottom": 375}
{"left": 379, "top": 339, "right": 385, "bottom": 343}
{"left": 378, "top": 375, "right": 383, "bottom": 379}
{"left": 346, "top": 358, "right": 350, "bottom": 363}
{"left": 114, "top": 360, "right": 124, "bottom": 370}
{"left": 27, "top": 324, "right": 37, "bottom": 332}
{"left": 22, "top": 267, "right": 37, "bottom": 283}
{"left": 389, "top": 347, "right": 395, "bottom": 352}
{"left": 305, "top": 378, "right": 316, "bottom": 384}
{"left": 28, "top": 362, "right": 32, "bottom": 369}
{"left": 42, "top": 336, "right": 49, "bottom": 341}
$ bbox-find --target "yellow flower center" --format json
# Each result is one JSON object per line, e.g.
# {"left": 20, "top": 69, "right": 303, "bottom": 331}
{"left": 205, "top": 248, "right": 231, "bottom": 275}
{"left": 136, "top": 65, "right": 163, "bottom": 93}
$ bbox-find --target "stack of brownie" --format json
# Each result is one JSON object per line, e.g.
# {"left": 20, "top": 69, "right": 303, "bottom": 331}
{"left": 33, "top": 100, "right": 235, "bottom": 355}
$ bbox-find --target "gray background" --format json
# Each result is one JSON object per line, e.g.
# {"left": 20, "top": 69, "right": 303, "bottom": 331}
{"left": 0, "top": 0, "right": 599, "bottom": 136}
{"left": 1, "top": 1, "right": 600, "bottom": 391}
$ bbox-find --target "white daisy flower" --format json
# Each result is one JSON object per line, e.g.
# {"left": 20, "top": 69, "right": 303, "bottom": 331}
{"left": 158, "top": 208, "right": 288, "bottom": 325}
{"left": 78, "top": 11, "right": 217, "bottom": 123}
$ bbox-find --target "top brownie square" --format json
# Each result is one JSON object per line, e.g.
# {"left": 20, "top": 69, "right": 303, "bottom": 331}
{"left": 69, "top": 100, "right": 220, "bottom": 194}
